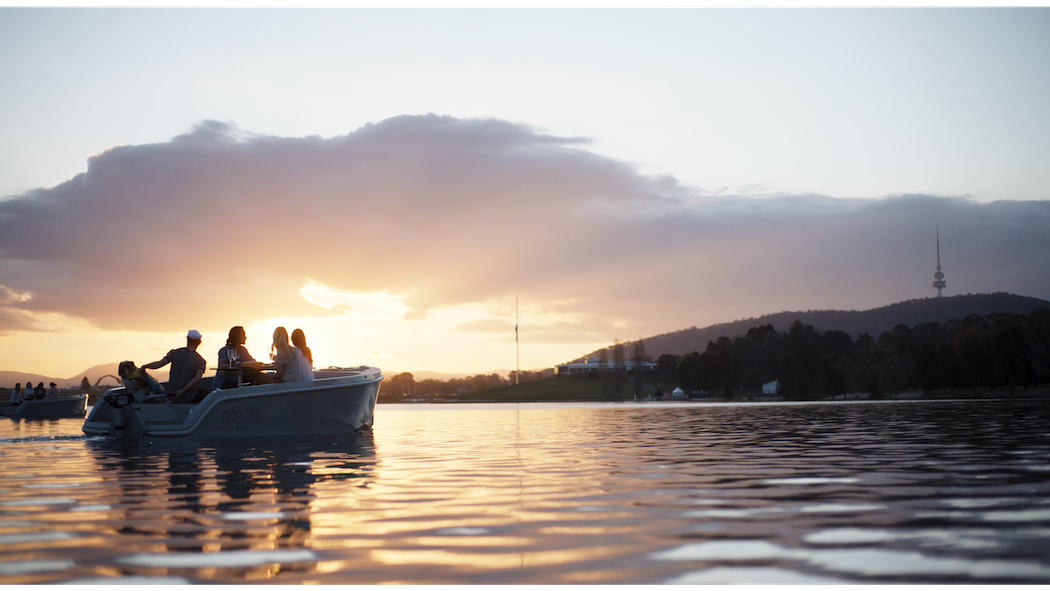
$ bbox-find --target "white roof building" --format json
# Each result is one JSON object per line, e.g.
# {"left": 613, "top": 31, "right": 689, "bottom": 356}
{"left": 555, "top": 358, "right": 658, "bottom": 376}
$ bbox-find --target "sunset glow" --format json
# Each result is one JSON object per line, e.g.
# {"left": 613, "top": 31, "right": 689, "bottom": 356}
{"left": 1, "top": 8, "right": 1049, "bottom": 381}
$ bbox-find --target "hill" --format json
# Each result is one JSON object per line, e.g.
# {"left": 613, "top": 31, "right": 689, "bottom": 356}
{"left": 6, "top": 293, "right": 1047, "bottom": 389}
{"left": 576, "top": 292, "right": 1050, "bottom": 361}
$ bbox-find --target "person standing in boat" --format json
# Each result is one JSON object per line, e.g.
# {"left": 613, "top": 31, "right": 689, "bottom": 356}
{"left": 271, "top": 326, "right": 301, "bottom": 383}
{"left": 214, "top": 325, "right": 275, "bottom": 388}
{"left": 143, "top": 329, "right": 207, "bottom": 403}
{"left": 291, "top": 328, "right": 315, "bottom": 382}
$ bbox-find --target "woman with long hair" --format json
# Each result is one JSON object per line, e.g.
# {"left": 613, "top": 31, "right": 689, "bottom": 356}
{"left": 214, "top": 325, "right": 273, "bottom": 388}
{"left": 271, "top": 326, "right": 301, "bottom": 383}
{"left": 291, "top": 328, "right": 315, "bottom": 382}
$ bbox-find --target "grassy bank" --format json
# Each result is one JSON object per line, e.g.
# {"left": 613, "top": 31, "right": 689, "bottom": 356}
{"left": 453, "top": 376, "right": 606, "bottom": 402}
{"left": 438, "top": 376, "right": 678, "bottom": 402}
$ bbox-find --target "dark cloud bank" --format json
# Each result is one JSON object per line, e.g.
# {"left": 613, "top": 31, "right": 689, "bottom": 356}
{"left": 1, "top": 114, "right": 1047, "bottom": 340}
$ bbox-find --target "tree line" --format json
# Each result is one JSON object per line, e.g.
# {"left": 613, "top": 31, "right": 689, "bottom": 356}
{"left": 641, "top": 307, "right": 1050, "bottom": 400}
{"left": 377, "top": 308, "right": 1050, "bottom": 402}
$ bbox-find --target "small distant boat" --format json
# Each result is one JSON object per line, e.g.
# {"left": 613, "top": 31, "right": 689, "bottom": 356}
{"left": 1, "top": 395, "right": 88, "bottom": 419}
{"left": 82, "top": 366, "right": 383, "bottom": 439}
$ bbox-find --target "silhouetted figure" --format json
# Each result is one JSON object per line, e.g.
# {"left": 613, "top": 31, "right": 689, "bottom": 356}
{"left": 143, "top": 330, "right": 207, "bottom": 403}
{"left": 214, "top": 326, "right": 275, "bottom": 389}
{"left": 272, "top": 327, "right": 301, "bottom": 383}
{"left": 291, "top": 328, "right": 314, "bottom": 382}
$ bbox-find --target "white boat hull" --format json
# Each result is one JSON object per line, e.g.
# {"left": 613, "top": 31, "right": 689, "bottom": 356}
{"left": 82, "top": 367, "right": 382, "bottom": 439}
{"left": 1, "top": 395, "right": 88, "bottom": 419}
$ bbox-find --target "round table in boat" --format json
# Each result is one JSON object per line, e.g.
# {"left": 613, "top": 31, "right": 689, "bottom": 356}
{"left": 212, "top": 362, "right": 275, "bottom": 387}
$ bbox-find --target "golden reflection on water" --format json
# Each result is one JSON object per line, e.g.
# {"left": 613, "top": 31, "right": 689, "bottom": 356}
{"left": 318, "top": 405, "right": 674, "bottom": 578}
{"left": 3, "top": 401, "right": 1050, "bottom": 583}
{"left": 294, "top": 405, "right": 645, "bottom": 577}
{"left": 370, "top": 548, "right": 524, "bottom": 568}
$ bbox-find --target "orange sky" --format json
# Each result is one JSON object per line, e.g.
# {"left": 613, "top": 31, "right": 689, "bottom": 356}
{"left": 1, "top": 117, "right": 1049, "bottom": 381}
{"left": 4, "top": 11, "right": 1050, "bottom": 382}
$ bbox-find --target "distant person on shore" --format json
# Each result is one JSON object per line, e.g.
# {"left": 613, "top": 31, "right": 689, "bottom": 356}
{"left": 214, "top": 326, "right": 275, "bottom": 388}
{"left": 10, "top": 383, "right": 22, "bottom": 405}
{"left": 291, "top": 328, "right": 315, "bottom": 382}
{"left": 143, "top": 329, "right": 207, "bottom": 403}
{"left": 271, "top": 327, "right": 301, "bottom": 383}
{"left": 48, "top": 382, "right": 59, "bottom": 399}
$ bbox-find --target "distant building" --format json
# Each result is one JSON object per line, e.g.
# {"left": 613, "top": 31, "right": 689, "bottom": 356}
{"left": 555, "top": 358, "right": 658, "bottom": 376}
{"left": 762, "top": 380, "right": 779, "bottom": 395}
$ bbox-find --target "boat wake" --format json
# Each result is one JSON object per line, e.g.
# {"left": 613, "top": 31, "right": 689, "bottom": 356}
{"left": 0, "top": 434, "right": 89, "bottom": 446}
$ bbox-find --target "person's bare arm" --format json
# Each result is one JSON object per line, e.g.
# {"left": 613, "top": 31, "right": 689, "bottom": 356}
{"left": 142, "top": 354, "right": 170, "bottom": 370}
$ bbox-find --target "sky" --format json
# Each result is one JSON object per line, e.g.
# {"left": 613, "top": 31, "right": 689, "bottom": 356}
{"left": 1, "top": 7, "right": 1049, "bottom": 380}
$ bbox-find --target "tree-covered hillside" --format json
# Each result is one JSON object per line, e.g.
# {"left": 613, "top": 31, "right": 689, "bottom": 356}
{"left": 579, "top": 293, "right": 1050, "bottom": 362}
{"left": 644, "top": 307, "right": 1049, "bottom": 400}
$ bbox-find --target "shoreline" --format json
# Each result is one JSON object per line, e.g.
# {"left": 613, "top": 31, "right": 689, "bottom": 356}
{"left": 382, "top": 385, "right": 1050, "bottom": 404}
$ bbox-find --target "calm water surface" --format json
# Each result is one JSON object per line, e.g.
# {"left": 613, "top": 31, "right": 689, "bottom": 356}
{"left": 1, "top": 399, "right": 1049, "bottom": 584}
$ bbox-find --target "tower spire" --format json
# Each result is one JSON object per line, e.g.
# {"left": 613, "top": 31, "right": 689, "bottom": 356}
{"left": 515, "top": 296, "right": 520, "bottom": 385}
{"left": 932, "top": 224, "right": 946, "bottom": 297}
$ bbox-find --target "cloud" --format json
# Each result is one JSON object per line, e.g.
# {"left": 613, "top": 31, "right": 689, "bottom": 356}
{"left": 0, "top": 284, "right": 31, "bottom": 305}
{"left": 1, "top": 115, "right": 1048, "bottom": 341}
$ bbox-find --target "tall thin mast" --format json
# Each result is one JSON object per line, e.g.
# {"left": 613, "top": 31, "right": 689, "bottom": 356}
{"left": 932, "top": 224, "right": 946, "bottom": 297}
{"left": 515, "top": 297, "right": 520, "bottom": 385}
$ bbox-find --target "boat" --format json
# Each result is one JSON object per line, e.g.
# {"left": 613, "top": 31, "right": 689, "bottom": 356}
{"left": 82, "top": 366, "right": 383, "bottom": 439}
{"left": 1, "top": 395, "right": 88, "bottom": 419}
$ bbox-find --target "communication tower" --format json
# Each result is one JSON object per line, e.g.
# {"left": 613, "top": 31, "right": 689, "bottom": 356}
{"left": 932, "top": 224, "right": 947, "bottom": 297}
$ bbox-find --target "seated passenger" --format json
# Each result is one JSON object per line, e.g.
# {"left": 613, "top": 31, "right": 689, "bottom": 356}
{"left": 10, "top": 383, "right": 22, "bottom": 405}
{"left": 214, "top": 326, "right": 275, "bottom": 389}
{"left": 291, "top": 328, "right": 315, "bottom": 382}
{"left": 271, "top": 326, "right": 301, "bottom": 383}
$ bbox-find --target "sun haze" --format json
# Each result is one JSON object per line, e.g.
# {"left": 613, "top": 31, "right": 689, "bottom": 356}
{"left": 1, "top": 8, "right": 1048, "bottom": 378}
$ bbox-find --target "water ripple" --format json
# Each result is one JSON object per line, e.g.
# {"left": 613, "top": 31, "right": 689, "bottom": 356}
{"left": 0, "top": 399, "right": 1048, "bottom": 583}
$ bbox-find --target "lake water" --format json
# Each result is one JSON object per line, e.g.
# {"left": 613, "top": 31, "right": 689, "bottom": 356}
{"left": 1, "top": 399, "right": 1049, "bottom": 584}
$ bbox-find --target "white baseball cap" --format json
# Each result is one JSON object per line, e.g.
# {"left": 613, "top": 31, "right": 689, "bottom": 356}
{"left": 187, "top": 329, "right": 202, "bottom": 340}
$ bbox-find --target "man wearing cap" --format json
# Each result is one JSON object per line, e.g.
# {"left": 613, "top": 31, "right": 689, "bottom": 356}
{"left": 143, "top": 330, "right": 207, "bottom": 403}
